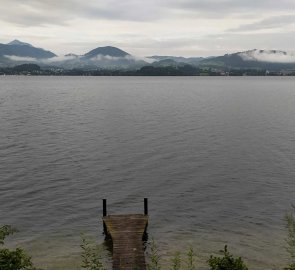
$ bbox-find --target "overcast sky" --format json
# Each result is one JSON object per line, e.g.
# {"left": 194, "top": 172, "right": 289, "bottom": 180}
{"left": 0, "top": 0, "right": 295, "bottom": 57}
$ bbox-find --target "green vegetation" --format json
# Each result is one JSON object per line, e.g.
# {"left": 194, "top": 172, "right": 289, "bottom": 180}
{"left": 0, "top": 64, "right": 293, "bottom": 76}
{"left": 4, "top": 207, "right": 295, "bottom": 270}
{"left": 0, "top": 225, "right": 250, "bottom": 270}
{"left": 80, "top": 234, "right": 106, "bottom": 270}
{"left": 147, "top": 240, "right": 161, "bottom": 270}
{"left": 208, "top": 246, "right": 248, "bottom": 270}
{"left": 148, "top": 242, "right": 247, "bottom": 270}
{"left": 171, "top": 251, "right": 181, "bottom": 270}
{"left": 0, "top": 225, "right": 18, "bottom": 245}
{"left": 0, "top": 225, "right": 41, "bottom": 270}
{"left": 186, "top": 247, "right": 196, "bottom": 270}
{"left": 147, "top": 240, "right": 197, "bottom": 270}
{"left": 285, "top": 206, "right": 295, "bottom": 270}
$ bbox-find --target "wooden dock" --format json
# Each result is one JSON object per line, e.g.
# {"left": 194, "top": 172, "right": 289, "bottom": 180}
{"left": 102, "top": 199, "right": 149, "bottom": 270}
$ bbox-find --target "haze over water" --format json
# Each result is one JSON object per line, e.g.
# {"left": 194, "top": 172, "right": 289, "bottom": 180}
{"left": 1, "top": 76, "right": 295, "bottom": 269}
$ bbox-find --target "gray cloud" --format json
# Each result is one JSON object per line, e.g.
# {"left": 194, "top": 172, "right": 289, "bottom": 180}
{"left": 194, "top": 31, "right": 295, "bottom": 55}
{"left": 4, "top": 55, "right": 37, "bottom": 61}
{"left": 80, "top": 1, "right": 164, "bottom": 22}
{"left": 44, "top": 55, "right": 77, "bottom": 62}
{"left": 0, "top": 0, "right": 165, "bottom": 26}
{"left": 176, "top": 0, "right": 295, "bottom": 15}
{"left": 230, "top": 15, "right": 295, "bottom": 32}
{"left": 239, "top": 50, "right": 295, "bottom": 63}
{"left": 0, "top": 1, "right": 73, "bottom": 26}
{"left": 1, "top": 0, "right": 295, "bottom": 26}
{"left": 1, "top": 0, "right": 295, "bottom": 56}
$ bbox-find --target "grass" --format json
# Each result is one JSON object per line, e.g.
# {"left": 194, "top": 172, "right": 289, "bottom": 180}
{"left": 285, "top": 205, "right": 295, "bottom": 270}
{"left": 3, "top": 205, "right": 295, "bottom": 270}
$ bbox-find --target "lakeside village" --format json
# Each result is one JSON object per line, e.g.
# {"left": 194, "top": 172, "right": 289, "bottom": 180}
{"left": 1, "top": 63, "right": 295, "bottom": 76}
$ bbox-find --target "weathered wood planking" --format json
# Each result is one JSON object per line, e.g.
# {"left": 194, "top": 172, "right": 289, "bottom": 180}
{"left": 103, "top": 214, "right": 148, "bottom": 270}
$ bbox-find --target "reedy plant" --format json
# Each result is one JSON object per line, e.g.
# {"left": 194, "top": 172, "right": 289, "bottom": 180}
{"left": 285, "top": 205, "right": 295, "bottom": 270}
{"left": 80, "top": 234, "right": 107, "bottom": 270}
{"left": 185, "top": 247, "right": 196, "bottom": 270}
{"left": 148, "top": 241, "right": 197, "bottom": 270}
{"left": 171, "top": 251, "right": 181, "bottom": 270}
{"left": 147, "top": 239, "right": 161, "bottom": 270}
{"left": 0, "top": 225, "right": 18, "bottom": 245}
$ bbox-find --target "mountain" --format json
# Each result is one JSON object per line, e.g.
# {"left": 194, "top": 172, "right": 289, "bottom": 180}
{"left": 40, "top": 46, "right": 147, "bottom": 70}
{"left": 66, "top": 46, "right": 146, "bottom": 69}
{"left": 7, "top": 39, "right": 33, "bottom": 47}
{"left": 0, "top": 40, "right": 56, "bottom": 65}
{"left": 199, "top": 49, "right": 295, "bottom": 70}
{"left": 238, "top": 49, "right": 295, "bottom": 63}
{"left": 148, "top": 55, "right": 192, "bottom": 62}
{"left": 151, "top": 59, "right": 189, "bottom": 67}
{"left": 65, "top": 53, "right": 79, "bottom": 57}
{"left": 1, "top": 40, "right": 295, "bottom": 72}
{"left": 83, "top": 46, "right": 130, "bottom": 59}
{"left": 147, "top": 55, "right": 204, "bottom": 66}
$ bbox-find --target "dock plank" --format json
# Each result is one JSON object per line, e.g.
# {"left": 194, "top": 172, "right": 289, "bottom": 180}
{"left": 103, "top": 214, "right": 148, "bottom": 270}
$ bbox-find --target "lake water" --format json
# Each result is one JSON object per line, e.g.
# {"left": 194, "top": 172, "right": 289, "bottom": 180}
{"left": 1, "top": 76, "right": 295, "bottom": 269}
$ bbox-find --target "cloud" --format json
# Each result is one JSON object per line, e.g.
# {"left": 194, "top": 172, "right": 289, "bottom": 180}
{"left": 129, "top": 55, "right": 155, "bottom": 63}
{"left": 4, "top": 55, "right": 37, "bottom": 62}
{"left": 1, "top": 1, "right": 295, "bottom": 57}
{"left": 1, "top": 0, "right": 295, "bottom": 27}
{"left": 90, "top": 55, "right": 120, "bottom": 61}
{"left": 44, "top": 55, "right": 78, "bottom": 62}
{"left": 239, "top": 50, "right": 295, "bottom": 63}
{"left": 230, "top": 15, "right": 295, "bottom": 32}
{"left": 80, "top": 1, "right": 164, "bottom": 22}
{"left": 88, "top": 54, "right": 148, "bottom": 62}
{"left": 0, "top": 2, "right": 71, "bottom": 26}
{"left": 175, "top": 0, "right": 295, "bottom": 16}
{"left": 0, "top": 0, "right": 165, "bottom": 26}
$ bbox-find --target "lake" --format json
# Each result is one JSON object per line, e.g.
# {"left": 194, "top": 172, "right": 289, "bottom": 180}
{"left": 1, "top": 76, "right": 295, "bottom": 269}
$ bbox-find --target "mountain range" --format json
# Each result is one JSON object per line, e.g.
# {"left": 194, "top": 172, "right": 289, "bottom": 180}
{"left": 1, "top": 39, "right": 295, "bottom": 71}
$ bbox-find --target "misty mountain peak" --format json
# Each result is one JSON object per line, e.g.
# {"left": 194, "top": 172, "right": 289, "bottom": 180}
{"left": 7, "top": 39, "right": 33, "bottom": 47}
{"left": 1, "top": 40, "right": 56, "bottom": 59}
{"left": 238, "top": 49, "right": 294, "bottom": 63}
{"left": 65, "top": 53, "right": 79, "bottom": 57}
{"left": 84, "top": 46, "right": 130, "bottom": 59}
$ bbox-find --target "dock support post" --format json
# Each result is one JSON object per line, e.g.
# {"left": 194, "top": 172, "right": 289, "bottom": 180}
{"left": 144, "top": 198, "right": 148, "bottom": 215}
{"left": 103, "top": 199, "right": 107, "bottom": 235}
{"left": 103, "top": 199, "right": 107, "bottom": 217}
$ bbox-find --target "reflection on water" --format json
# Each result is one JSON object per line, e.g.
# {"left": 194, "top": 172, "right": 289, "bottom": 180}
{"left": 1, "top": 76, "right": 295, "bottom": 269}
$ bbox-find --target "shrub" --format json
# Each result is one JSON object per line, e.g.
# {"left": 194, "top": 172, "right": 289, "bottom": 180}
{"left": 147, "top": 239, "right": 161, "bottom": 270}
{"left": 0, "top": 225, "right": 41, "bottom": 270}
{"left": 171, "top": 251, "right": 181, "bottom": 270}
{"left": 285, "top": 206, "right": 295, "bottom": 270}
{"left": 80, "top": 234, "right": 107, "bottom": 270}
{"left": 207, "top": 245, "right": 248, "bottom": 270}
{"left": 186, "top": 247, "right": 196, "bottom": 270}
{"left": 148, "top": 241, "right": 197, "bottom": 270}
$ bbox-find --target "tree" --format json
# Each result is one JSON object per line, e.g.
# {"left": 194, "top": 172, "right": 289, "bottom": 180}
{"left": 0, "top": 225, "right": 41, "bottom": 270}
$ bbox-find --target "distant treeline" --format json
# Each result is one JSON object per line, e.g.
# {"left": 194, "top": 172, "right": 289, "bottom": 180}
{"left": 1, "top": 63, "right": 295, "bottom": 76}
